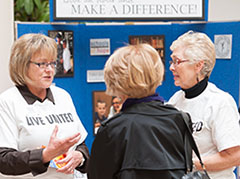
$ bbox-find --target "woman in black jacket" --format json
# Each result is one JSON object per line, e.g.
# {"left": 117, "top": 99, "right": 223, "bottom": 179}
{"left": 88, "top": 44, "right": 191, "bottom": 179}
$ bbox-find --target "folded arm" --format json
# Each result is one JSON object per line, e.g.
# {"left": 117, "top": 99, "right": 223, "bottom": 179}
{"left": 194, "top": 146, "right": 240, "bottom": 171}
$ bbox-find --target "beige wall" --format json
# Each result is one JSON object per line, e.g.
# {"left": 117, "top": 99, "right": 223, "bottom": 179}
{"left": 209, "top": 0, "right": 240, "bottom": 21}
{"left": 0, "top": 1, "right": 14, "bottom": 93}
{"left": 209, "top": 0, "right": 240, "bottom": 105}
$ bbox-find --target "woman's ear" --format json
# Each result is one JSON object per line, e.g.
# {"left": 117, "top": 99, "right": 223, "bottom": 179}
{"left": 195, "top": 60, "right": 204, "bottom": 73}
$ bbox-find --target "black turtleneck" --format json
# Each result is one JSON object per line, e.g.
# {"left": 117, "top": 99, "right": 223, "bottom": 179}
{"left": 182, "top": 77, "right": 208, "bottom": 99}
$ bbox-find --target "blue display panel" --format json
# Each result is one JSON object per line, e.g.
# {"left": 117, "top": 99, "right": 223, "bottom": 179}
{"left": 16, "top": 21, "right": 240, "bottom": 150}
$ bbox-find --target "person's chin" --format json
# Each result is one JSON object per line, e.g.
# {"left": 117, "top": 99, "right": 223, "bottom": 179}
{"left": 174, "top": 81, "right": 181, "bottom": 87}
{"left": 42, "top": 81, "right": 53, "bottom": 88}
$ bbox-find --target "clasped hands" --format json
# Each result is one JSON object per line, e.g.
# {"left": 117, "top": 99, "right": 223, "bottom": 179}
{"left": 42, "top": 125, "right": 83, "bottom": 174}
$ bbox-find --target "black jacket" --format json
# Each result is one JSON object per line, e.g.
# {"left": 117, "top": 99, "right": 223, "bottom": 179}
{"left": 88, "top": 100, "right": 190, "bottom": 179}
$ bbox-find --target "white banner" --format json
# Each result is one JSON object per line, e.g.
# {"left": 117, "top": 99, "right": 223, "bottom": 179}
{"left": 54, "top": 0, "right": 204, "bottom": 20}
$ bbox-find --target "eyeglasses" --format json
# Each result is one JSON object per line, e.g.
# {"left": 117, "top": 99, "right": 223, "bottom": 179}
{"left": 169, "top": 58, "right": 190, "bottom": 66}
{"left": 112, "top": 102, "right": 120, "bottom": 105}
{"left": 30, "top": 61, "right": 57, "bottom": 69}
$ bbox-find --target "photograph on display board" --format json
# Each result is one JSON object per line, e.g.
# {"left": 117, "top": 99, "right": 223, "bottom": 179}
{"left": 129, "top": 35, "right": 165, "bottom": 66}
{"left": 48, "top": 30, "right": 74, "bottom": 77}
{"left": 92, "top": 91, "right": 112, "bottom": 135}
{"left": 92, "top": 91, "right": 123, "bottom": 135}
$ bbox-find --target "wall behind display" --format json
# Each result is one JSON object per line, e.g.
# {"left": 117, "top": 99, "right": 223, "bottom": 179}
{"left": 16, "top": 21, "right": 240, "bottom": 150}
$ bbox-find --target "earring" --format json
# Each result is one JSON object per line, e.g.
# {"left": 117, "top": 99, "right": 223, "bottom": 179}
{"left": 196, "top": 74, "right": 199, "bottom": 83}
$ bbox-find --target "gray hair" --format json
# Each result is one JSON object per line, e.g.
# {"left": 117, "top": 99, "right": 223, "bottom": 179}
{"left": 170, "top": 30, "right": 216, "bottom": 77}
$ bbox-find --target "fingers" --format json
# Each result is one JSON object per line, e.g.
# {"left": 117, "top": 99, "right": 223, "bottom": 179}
{"left": 57, "top": 155, "right": 74, "bottom": 174}
{"left": 66, "top": 132, "right": 81, "bottom": 143}
{"left": 54, "top": 133, "right": 81, "bottom": 156}
{"left": 56, "top": 151, "right": 84, "bottom": 174}
{"left": 57, "top": 162, "right": 74, "bottom": 174}
{"left": 57, "top": 153, "right": 70, "bottom": 164}
{"left": 44, "top": 128, "right": 81, "bottom": 163}
{"left": 51, "top": 125, "right": 58, "bottom": 138}
{"left": 63, "top": 133, "right": 81, "bottom": 149}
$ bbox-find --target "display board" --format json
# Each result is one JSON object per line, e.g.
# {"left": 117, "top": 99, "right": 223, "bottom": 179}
{"left": 16, "top": 21, "right": 240, "bottom": 150}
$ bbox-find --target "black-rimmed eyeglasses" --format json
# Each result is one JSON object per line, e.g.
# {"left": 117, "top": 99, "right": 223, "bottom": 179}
{"left": 30, "top": 61, "right": 57, "bottom": 69}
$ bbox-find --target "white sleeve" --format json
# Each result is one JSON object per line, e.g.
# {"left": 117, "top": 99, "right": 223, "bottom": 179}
{"left": 211, "top": 96, "right": 240, "bottom": 151}
{"left": 0, "top": 98, "right": 19, "bottom": 149}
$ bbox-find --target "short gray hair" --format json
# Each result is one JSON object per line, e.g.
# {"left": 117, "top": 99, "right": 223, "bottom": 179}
{"left": 170, "top": 30, "right": 216, "bottom": 77}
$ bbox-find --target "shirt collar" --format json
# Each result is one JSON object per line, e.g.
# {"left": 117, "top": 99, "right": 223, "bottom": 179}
{"left": 181, "top": 76, "right": 208, "bottom": 99}
{"left": 121, "top": 93, "right": 164, "bottom": 111}
{"left": 16, "top": 85, "right": 55, "bottom": 105}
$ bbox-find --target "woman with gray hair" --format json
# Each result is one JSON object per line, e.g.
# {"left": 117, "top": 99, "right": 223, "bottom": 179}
{"left": 89, "top": 44, "right": 192, "bottom": 179}
{"left": 0, "top": 33, "right": 89, "bottom": 178}
{"left": 168, "top": 30, "right": 240, "bottom": 179}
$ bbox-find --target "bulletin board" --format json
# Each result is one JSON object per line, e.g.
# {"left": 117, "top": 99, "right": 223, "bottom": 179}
{"left": 16, "top": 21, "right": 240, "bottom": 151}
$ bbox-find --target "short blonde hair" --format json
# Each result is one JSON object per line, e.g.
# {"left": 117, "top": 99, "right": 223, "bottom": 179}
{"left": 170, "top": 30, "right": 216, "bottom": 77}
{"left": 9, "top": 33, "right": 57, "bottom": 86}
{"left": 104, "top": 44, "right": 164, "bottom": 98}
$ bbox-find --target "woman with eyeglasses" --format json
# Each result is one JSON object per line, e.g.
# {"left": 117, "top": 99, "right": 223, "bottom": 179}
{"left": 0, "top": 33, "right": 89, "bottom": 178}
{"left": 107, "top": 96, "right": 122, "bottom": 119}
{"left": 168, "top": 30, "right": 240, "bottom": 179}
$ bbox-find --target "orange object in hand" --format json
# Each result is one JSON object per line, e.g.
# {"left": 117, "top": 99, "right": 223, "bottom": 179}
{"left": 41, "top": 145, "right": 67, "bottom": 168}
{"left": 54, "top": 154, "right": 67, "bottom": 168}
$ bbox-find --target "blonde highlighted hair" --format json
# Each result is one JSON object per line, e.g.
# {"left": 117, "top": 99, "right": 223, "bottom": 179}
{"left": 104, "top": 43, "right": 164, "bottom": 98}
{"left": 9, "top": 33, "right": 57, "bottom": 86}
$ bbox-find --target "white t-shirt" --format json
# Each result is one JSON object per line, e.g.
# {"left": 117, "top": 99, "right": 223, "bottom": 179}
{"left": 0, "top": 86, "right": 87, "bottom": 179}
{"left": 168, "top": 82, "right": 240, "bottom": 179}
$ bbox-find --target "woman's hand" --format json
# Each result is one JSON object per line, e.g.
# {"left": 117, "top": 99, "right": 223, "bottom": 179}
{"left": 42, "top": 125, "right": 81, "bottom": 163}
{"left": 56, "top": 150, "right": 84, "bottom": 174}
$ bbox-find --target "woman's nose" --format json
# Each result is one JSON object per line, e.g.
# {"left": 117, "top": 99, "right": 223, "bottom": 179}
{"left": 169, "top": 63, "right": 175, "bottom": 72}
